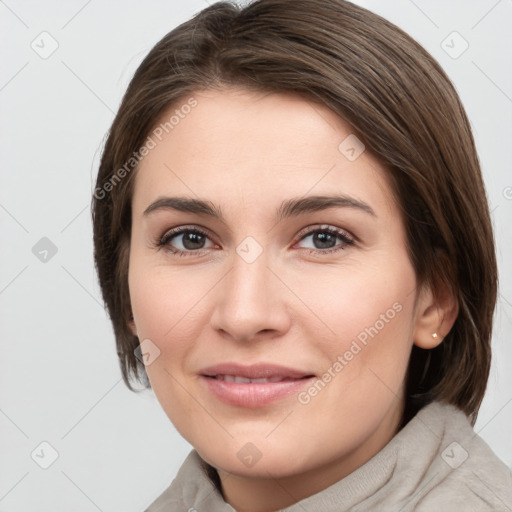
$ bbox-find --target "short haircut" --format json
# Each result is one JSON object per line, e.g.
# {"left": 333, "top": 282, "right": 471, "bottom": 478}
{"left": 92, "top": 0, "right": 497, "bottom": 425}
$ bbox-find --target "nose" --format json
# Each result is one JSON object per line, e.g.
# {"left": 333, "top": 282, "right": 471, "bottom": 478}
{"left": 210, "top": 246, "right": 291, "bottom": 343}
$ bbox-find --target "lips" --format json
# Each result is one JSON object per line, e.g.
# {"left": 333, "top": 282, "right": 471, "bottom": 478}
{"left": 199, "top": 362, "right": 316, "bottom": 408}
{"left": 212, "top": 375, "right": 292, "bottom": 383}
{"left": 200, "top": 362, "right": 314, "bottom": 380}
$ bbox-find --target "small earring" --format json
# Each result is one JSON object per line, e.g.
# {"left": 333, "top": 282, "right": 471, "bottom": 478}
{"left": 432, "top": 332, "right": 438, "bottom": 339}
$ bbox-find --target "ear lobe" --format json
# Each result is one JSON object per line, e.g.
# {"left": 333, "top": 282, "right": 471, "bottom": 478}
{"left": 413, "top": 280, "right": 459, "bottom": 350}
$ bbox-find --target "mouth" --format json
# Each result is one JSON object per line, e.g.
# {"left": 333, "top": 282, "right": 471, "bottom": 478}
{"left": 200, "top": 362, "right": 315, "bottom": 380}
{"left": 205, "top": 375, "right": 312, "bottom": 383}
{"left": 199, "top": 363, "right": 316, "bottom": 408}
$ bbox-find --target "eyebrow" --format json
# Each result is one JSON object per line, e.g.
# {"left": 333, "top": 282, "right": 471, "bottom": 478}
{"left": 142, "top": 194, "right": 376, "bottom": 222}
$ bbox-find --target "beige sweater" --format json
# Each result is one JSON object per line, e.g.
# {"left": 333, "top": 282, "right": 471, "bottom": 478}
{"left": 145, "top": 401, "right": 512, "bottom": 511}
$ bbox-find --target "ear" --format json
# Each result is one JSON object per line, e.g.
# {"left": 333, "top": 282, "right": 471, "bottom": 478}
{"left": 413, "top": 278, "right": 458, "bottom": 349}
{"left": 128, "top": 312, "right": 138, "bottom": 337}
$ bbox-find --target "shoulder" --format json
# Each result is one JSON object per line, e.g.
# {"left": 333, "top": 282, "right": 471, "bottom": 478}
{"left": 411, "top": 401, "right": 512, "bottom": 511}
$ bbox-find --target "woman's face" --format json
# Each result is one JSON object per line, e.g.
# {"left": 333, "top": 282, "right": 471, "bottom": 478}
{"left": 128, "top": 87, "right": 428, "bottom": 495}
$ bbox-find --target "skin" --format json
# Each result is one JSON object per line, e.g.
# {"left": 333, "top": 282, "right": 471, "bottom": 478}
{"left": 128, "top": 87, "right": 457, "bottom": 512}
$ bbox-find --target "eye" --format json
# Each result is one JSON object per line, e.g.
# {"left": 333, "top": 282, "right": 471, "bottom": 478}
{"left": 295, "top": 225, "right": 354, "bottom": 255}
{"left": 155, "top": 224, "right": 355, "bottom": 257}
{"left": 157, "top": 226, "right": 216, "bottom": 257}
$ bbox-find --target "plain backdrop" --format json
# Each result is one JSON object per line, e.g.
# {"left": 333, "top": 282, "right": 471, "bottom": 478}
{"left": 0, "top": 1, "right": 511, "bottom": 510}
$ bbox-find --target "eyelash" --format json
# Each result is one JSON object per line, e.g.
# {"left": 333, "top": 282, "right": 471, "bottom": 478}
{"left": 155, "top": 224, "right": 355, "bottom": 258}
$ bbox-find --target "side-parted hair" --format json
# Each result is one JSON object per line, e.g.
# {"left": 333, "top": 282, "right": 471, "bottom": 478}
{"left": 92, "top": 0, "right": 497, "bottom": 425}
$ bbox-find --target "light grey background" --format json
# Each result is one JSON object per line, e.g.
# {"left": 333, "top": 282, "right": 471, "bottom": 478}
{"left": 0, "top": 1, "right": 511, "bottom": 510}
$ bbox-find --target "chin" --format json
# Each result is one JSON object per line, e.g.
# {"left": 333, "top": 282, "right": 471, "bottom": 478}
{"left": 194, "top": 436, "right": 321, "bottom": 480}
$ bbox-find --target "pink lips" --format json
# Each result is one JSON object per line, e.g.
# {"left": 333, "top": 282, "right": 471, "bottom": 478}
{"left": 199, "top": 363, "right": 315, "bottom": 408}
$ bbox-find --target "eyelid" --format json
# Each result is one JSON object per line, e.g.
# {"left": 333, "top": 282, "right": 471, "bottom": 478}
{"left": 295, "top": 223, "right": 354, "bottom": 243}
{"left": 157, "top": 224, "right": 216, "bottom": 247}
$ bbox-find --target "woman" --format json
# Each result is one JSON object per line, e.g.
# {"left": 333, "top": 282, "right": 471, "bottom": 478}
{"left": 92, "top": 0, "right": 512, "bottom": 510}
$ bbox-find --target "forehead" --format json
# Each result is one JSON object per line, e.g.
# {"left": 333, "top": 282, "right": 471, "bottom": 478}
{"left": 132, "top": 87, "right": 397, "bottom": 220}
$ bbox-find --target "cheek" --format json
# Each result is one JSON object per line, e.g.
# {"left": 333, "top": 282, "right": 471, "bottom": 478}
{"left": 297, "top": 255, "right": 417, "bottom": 395}
{"left": 129, "top": 261, "right": 206, "bottom": 341}
{"left": 128, "top": 267, "right": 197, "bottom": 432}
{"left": 127, "top": 263, "right": 213, "bottom": 408}
{"left": 296, "top": 257, "right": 414, "bottom": 343}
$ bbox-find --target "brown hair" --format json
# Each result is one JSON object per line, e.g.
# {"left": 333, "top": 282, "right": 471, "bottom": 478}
{"left": 92, "top": 0, "right": 497, "bottom": 425}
